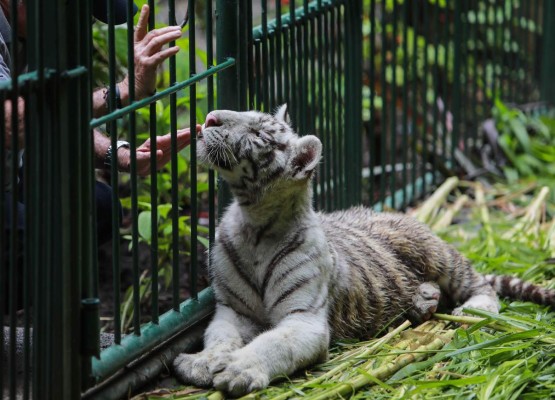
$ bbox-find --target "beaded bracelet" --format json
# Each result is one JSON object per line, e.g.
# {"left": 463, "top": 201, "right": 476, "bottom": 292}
{"left": 103, "top": 84, "right": 123, "bottom": 111}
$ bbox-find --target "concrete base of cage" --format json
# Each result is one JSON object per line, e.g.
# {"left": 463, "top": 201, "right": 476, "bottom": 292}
{"left": 2, "top": 327, "right": 134, "bottom": 399}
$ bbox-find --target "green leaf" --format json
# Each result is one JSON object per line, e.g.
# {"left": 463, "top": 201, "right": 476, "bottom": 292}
{"left": 509, "top": 118, "right": 531, "bottom": 152}
{"left": 138, "top": 211, "right": 152, "bottom": 241}
{"left": 158, "top": 204, "right": 173, "bottom": 220}
{"left": 197, "top": 236, "right": 209, "bottom": 248}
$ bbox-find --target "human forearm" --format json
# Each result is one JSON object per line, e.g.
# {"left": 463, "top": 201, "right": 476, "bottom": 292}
{"left": 93, "top": 129, "right": 111, "bottom": 169}
{"left": 4, "top": 97, "right": 25, "bottom": 148}
{"left": 94, "top": 129, "right": 135, "bottom": 173}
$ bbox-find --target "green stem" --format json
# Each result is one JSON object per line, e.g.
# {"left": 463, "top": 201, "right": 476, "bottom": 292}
{"left": 306, "top": 332, "right": 455, "bottom": 400}
{"left": 261, "top": 321, "right": 412, "bottom": 400}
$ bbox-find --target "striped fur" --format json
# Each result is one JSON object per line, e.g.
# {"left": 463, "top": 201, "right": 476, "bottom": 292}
{"left": 173, "top": 106, "right": 555, "bottom": 396}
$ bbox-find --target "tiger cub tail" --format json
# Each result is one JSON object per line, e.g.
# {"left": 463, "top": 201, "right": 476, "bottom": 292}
{"left": 484, "top": 274, "right": 555, "bottom": 306}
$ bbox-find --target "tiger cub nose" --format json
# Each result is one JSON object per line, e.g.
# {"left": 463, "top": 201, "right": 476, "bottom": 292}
{"left": 205, "top": 113, "right": 221, "bottom": 128}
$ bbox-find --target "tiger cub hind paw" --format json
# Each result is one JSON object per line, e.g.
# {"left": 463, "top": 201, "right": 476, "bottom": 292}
{"left": 409, "top": 282, "right": 441, "bottom": 323}
{"left": 452, "top": 294, "right": 500, "bottom": 317}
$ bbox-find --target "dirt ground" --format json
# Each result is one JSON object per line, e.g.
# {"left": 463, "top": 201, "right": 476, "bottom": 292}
{"left": 97, "top": 238, "right": 210, "bottom": 335}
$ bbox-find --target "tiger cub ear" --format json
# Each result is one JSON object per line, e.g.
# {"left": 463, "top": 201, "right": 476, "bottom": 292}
{"left": 289, "top": 135, "right": 322, "bottom": 180}
{"left": 274, "top": 104, "right": 290, "bottom": 124}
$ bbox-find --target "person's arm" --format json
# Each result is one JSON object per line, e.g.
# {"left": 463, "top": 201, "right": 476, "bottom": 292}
{"left": 1, "top": 27, "right": 25, "bottom": 149}
{"left": 94, "top": 125, "right": 199, "bottom": 176}
{"left": 92, "top": 5, "right": 181, "bottom": 118}
{"left": 3, "top": 96, "right": 25, "bottom": 148}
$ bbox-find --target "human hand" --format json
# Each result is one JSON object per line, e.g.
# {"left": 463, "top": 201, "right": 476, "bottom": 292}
{"left": 119, "top": 5, "right": 182, "bottom": 102}
{"left": 117, "top": 125, "right": 201, "bottom": 176}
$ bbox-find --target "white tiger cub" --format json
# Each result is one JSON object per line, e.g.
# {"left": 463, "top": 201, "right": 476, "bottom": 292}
{"left": 173, "top": 105, "right": 555, "bottom": 396}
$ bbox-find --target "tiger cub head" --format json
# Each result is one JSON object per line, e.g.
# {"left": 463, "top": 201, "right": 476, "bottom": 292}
{"left": 198, "top": 105, "right": 321, "bottom": 203}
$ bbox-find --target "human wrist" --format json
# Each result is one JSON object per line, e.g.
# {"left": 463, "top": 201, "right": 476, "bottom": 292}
{"left": 104, "top": 140, "right": 130, "bottom": 171}
{"left": 118, "top": 78, "right": 130, "bottom": 106}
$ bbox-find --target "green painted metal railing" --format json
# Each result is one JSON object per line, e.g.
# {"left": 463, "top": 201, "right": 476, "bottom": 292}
{"left": 2, "top": 0, "right": 92, "bottom": 398}
{"left": 1, "top": 1, "right": 554, "bottom": 399}
{"left": 364, "top": 0, "right": 550, "bottom": 210}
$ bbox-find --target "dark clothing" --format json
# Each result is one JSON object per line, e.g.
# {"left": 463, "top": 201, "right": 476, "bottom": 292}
{"left": 1, "top": 8, "right": 119, "bottom": 312}
{"left": 4, "top": 180, "right": 117, "bottom": 245}
{"left": 3, "top": 180, "right": 116, "bottom": 312}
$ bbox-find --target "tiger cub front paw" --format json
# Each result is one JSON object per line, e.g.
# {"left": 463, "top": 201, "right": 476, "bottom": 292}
{"left": 173, "top": 350, "right": 232, "bottom": 387}
{"left": 212, "top": 349, "right": 270, "bottom": 397}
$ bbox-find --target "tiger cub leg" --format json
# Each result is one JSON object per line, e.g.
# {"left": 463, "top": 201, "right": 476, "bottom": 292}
{"left": 440, "top": 252, "right": 500, "bottom": 316}
{"left": 173, "top": 305, "right": 259, "bottom": 387}
{"left": 408, "top": 281, "right": 441, "bottom": 323}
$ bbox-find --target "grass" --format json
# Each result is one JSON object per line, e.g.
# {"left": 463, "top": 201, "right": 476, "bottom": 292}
{"left": 133, "top": 178, "right": 555, "bottom": 400}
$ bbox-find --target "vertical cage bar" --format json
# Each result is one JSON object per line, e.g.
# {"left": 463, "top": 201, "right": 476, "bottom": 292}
{"left": 337, "top": 4, "right": 346, "bottom": 209}
{"left": 515, "top": 1, "right": 524, "bottom": 103}
{"left": 148, "top": 0, "right": 160, "bottom": 324}
{"left": 123, "top": 0, "right": 139, "bottom": 336}
{"left": 421, "top": 0, "right": 429, "bottom": 196}
{"left": 269, "top": 35, "right": 276, "bottom": 110}
{"left": 330, "top": 5, "right": 340, "bottom": 209}
{"left": 289, "top": 1, "right": 297, "bottom": 126}
{"left": 283, "top": 29, "right": 290, "bottom": 115}
{"left": 344, "top": 0, "right": 363, "bottom": 206}
{"left": 472, "top": 0, "right": 480, "bottom": 145}
{"left": 216, "top": 0, "right": 239, "bottom": 211}
{"left": 302, "top": 1, "right": 310, "bottom": 142}
{"left": 379, "top": 1, "right": 387, "bottom": 203}
{"left": 79, "top": 4, "right": 95, "bottom": 387}
{"left": 0, "top": 90, "right": 4, "bottom": 397}
{"left": 316, "top": 0, "right": 325, "bottom": 209}
{"left": 389, "top": 0, "right": 398, "bottom": 208}
{"left": 484, "top": 1, "right": 492, "bottom": 103}
{"left": 431, "top": 1, "right": 439, "bottom": 186}
{"left": 410, "top": 0, "right": 418, "bottom": 201}
{"left": 508, "top": 1, "right": 515, "bottom": 100}
{"left": 494, "top": 0, "right": 499, "bottom": 101}
{"left": 502, "top": 0, "right": 510, "bottom": 101}
{"left": 532, "top": 0, "right": 540, "bottom": 91}
{"left": 169, "top": 0, "right": 180, "bottom": 309}
{"left": 30, "top": 0, "right": 47, "bottom": 393}
{"left": 207, "top": 0, "right": 215, "bottom": 249}
{"left": 189, "top": 0, "right": 198, "bottom": 299}
{"left": 441, "top": 2, "right": 449, "bottom": 166}
{"left": 369, "top": 0, "right": 376, "bottom": 204}
{"left": 276, "top": 0, "right": 283, "bottom": 104}
{"left": 8, "top": 0, "right": 20, "bottom": 396}
{"left": 541, "top": 0, "right": 555, "bottom": 103}
{"left": 296, "top": 2, "right": 305, "bottom": 135}
{"left": 323, "top": 6, "right": 331, "bottom": 210}
{"left": 522, "top": 0, "right": 531, "bottom": 97}
{"left": 106, "top": 0, "right": 123, "bottom": 342}
{"left": 461, "top": 0, "right": 469, "bottom": 153}
{"left": 452, "top": 0, "right": 463, "bottom": 166}
{"left": 401, "top": 0, "right": 409, "bottom": 209}
{"left": 309, "top": 3, "right": 318, "bottom": 210}
{"left": 255, "top": 40, "right": 263, "bottom": 109}
{"left": 262, "top": 0, "right": 270, "bottom": 110}
{"left": 239, "top": 0, "right": 252, "bottom": 110}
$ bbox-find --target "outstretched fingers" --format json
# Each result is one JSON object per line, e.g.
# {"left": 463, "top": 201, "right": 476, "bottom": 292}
{"left": 134, "top": 5, "right": 150, "bottom": 42}
{"left": 139, "top": 28, "right": 181, "bottom": 57}
{"left": 143, "top": 45, "right": 181, "bottom": 66}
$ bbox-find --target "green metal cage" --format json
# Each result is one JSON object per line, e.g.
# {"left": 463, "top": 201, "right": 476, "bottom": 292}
{"left": 1, "top": 1, "right": 554, "bottom": 399}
